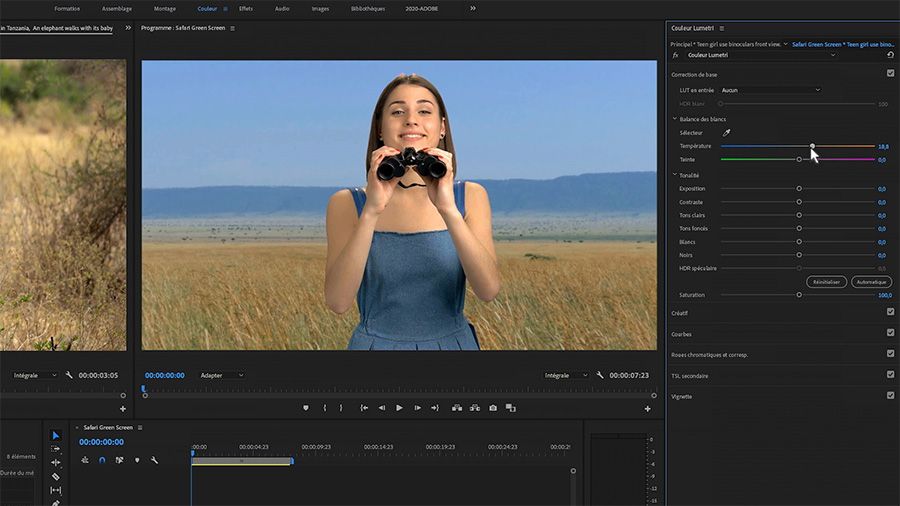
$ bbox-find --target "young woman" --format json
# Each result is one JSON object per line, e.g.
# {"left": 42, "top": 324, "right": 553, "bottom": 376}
{"left": 324, "top": 73, "right": 500, "bottom": 350}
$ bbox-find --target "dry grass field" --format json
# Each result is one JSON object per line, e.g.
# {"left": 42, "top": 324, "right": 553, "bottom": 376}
{"left": 0, "top": 60, "right": 126, "bottom": 351}
{"left": 141, "top": 240, "right": 656, "bottom": 350}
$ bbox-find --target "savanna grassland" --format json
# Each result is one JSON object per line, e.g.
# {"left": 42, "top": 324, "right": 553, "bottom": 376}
{"left": 0, "top": 60, "right": 127, "bottom": 351}
{"left": 141, "top": 235, "right": 656, "bottom": 351}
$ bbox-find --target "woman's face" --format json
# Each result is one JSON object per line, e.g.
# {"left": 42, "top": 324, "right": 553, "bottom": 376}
{"left": 379, "top": 84, "right": 446, "bottom": 151}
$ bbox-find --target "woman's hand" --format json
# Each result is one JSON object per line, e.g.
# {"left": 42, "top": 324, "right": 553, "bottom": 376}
{"left": 362, "top": 146, "right": 401, "bottom": 217}
{"left": 420, "top": 147, "right": 457, "bottom": 216}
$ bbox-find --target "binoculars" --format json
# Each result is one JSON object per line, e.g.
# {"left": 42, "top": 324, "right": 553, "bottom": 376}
{"left": 377, "top": 147, "right": 447, "bottom": 181}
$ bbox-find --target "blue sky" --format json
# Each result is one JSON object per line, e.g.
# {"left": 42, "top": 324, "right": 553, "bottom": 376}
{"left": 142, "top": 60, "right": 656, "bottom": 188}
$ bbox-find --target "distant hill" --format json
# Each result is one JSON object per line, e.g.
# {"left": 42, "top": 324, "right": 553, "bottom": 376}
{"left": 142, "top": 172, "right": 655, "bottom": 218}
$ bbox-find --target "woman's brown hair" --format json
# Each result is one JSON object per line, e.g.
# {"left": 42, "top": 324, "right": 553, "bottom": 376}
{"left": 365, "top": 73, "right": 457, "bottom": 177}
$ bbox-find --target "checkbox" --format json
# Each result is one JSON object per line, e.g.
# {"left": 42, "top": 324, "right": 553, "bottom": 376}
{"left": 888, "top": 307, "right": 896, "bottom": 316}
{"left": 888, "top": 69, "right": 896, "bottom": 77}
{"left": 888, "top": 391, "right": 896, "bottom": 400}
{"left": 889, "top": 370, "right": 896, "bottom": 379}
{"left": 888, "top": 328, "right": 896, "bottom": 337}
{"left": 889, "top": 349, "right": 896, "bottom": 358}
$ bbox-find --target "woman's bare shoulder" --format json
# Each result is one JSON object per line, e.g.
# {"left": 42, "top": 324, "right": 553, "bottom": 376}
{"left": 463, "top": 181, "right": 491, "bottom": 220}
{"left": 464, "top": 181, "right": 491, "bottom": 204}
{"left": 328, "top": 188, "right": 353, "bottom": 205}
{"left": 463, "top": 181, "right": 488, "bottom": 196}
{"left": 326, "top": 188, "right": 358, "bottom": 223}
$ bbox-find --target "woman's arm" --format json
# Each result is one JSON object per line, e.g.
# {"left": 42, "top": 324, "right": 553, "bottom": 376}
{"left": 324, "top": 191, "right": 377, "bottom": 314}
{"left": 439, "top": 182, "right": 500, "bottom": 302}
{"left": 324, "top": 147, "right": 400, "bottom": 314}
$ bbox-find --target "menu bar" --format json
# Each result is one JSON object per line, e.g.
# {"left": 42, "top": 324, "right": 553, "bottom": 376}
{"left": 1, "top": 1, "right": 895, "bottom": 20}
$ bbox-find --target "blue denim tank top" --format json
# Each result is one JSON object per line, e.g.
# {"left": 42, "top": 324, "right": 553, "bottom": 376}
{"left": 345, "top": 180, "right": 479, "bottom": 350}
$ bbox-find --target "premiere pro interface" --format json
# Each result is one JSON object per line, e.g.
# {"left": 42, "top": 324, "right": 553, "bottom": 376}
{"left": 0, "top": 1, "right": 898, "bottom": 505}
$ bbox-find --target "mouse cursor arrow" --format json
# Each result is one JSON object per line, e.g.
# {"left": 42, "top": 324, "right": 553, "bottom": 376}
{"left": 810, "top": 148, "right": 820, "bottom": 164}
